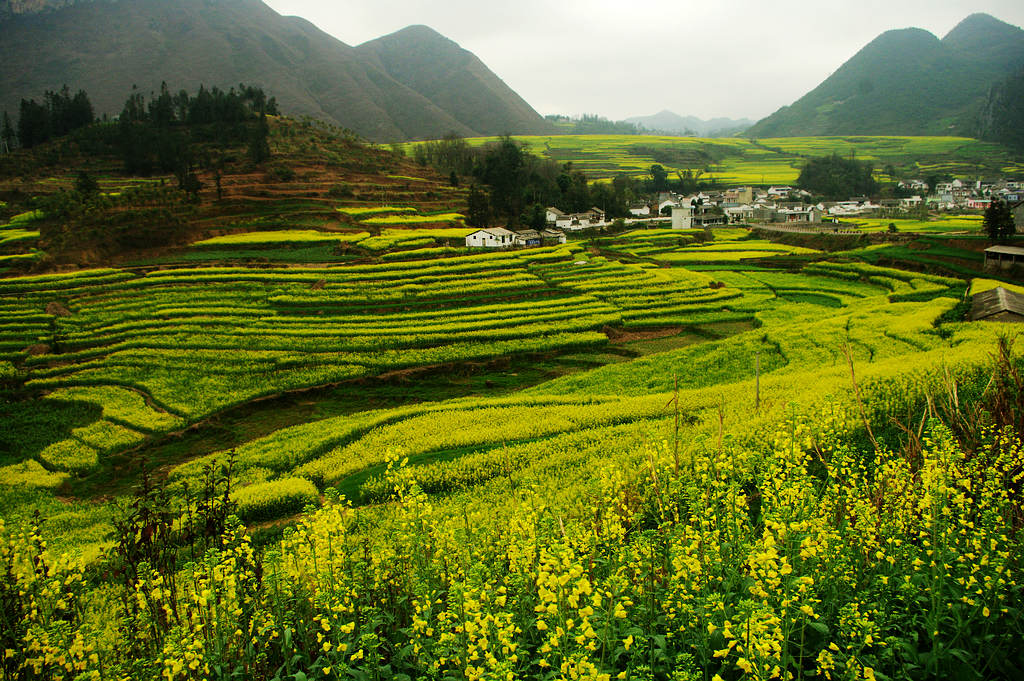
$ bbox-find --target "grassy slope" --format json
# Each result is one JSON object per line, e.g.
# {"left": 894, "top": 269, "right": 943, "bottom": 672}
{"left": 747, "top": 14, "right": 1024, "bottom": 137}
{"left": 1, "top": 123, "right": 1023, "bottom": 679}
{"left": 0, "top": 0, "right": 553, "bottom": 140}
{"left": 406, "top": 133, "right": 1024, "bottom": 184}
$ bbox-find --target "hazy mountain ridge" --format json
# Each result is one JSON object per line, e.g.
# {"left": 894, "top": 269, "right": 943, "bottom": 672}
{"left": 624, "top": 110, "right": 754, "bottom": 137}
{"left": 0, "top": 0, "right": 552, "bottom": 141}
{"left": 356, "top": 26, "right": 554, "bottom": 137}
{"left": 747, "top": 13, "right": 1024, "bottom": 138}
{"left": 0, "top": 0, "right": 91, "bottom": 17}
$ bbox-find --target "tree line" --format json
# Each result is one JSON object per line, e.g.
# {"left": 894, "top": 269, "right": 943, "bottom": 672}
{"left": 4, "top": 86, "right": 95, "bottom": 150}
{"left": 796, "top": 153, "right": 880, "bottom": 199}
{"left": 411, "top": 134, "right": 717, "bottom": 229}
{"left": 115, "top": 82, "right": 276, "bottom": 178}
{"left": 3, "top": 82, "right": 277, "bottom": 176}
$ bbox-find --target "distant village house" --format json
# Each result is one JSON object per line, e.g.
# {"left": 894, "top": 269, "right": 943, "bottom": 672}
{"left": 466, "top": 227, "right": 516, "bottom": 249}
{"left": 547, "top": 206, "right": 606, "bottom": 231}
{"left": 466, "top": 226, "right": 565, "bottom": 249}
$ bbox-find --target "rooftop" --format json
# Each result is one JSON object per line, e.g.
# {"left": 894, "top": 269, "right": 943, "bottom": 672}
{"left": 970, "top": 287, "right": 1024, "bottom": 322}
{"left": 984, "top": 245, "right": 1024, "bottom": 256}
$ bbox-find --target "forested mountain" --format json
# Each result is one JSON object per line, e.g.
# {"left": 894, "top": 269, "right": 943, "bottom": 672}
{"left": 0, "top": 0, "right": 553, "bottom": 141}
{"left": 747, "top": 13, "right": 1024, "bottom": 138}
{"left": 356, "top": 25, "right": 553, "bottom": 138}
{"left": 977, "top": 67, "right": 1024, "bottom": 153}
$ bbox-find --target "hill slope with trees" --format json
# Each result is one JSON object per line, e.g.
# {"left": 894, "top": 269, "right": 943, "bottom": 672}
{"left": 747, "top": 13, "right": 1024, "bottom": 138}
{"left": 977, "top": 67, "right": 1024, "bottom": 153}
{"left": 0, "top": 0, "right": 553, "bottom": 141}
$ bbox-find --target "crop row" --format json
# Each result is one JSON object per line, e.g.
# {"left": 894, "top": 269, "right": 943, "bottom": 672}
{"left": 27, "top": 331, "right": 608, "bottom": 422}
{"left": 295, "top": 393, "right": 678, "bottom": 486}
{"left": 169, "top": 392, "right": 621, "bottom": 488}
{"left": 56, "top": 300, "right": 618, "bottom": 346}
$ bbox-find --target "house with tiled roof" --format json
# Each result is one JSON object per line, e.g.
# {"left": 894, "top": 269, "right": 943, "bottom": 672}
{"left": 466, "top": 227, "right": 516, "bottom": 249}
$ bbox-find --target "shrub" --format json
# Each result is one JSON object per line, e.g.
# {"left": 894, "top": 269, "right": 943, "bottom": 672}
{"left": 265, "top": 165, "right": 295, "bottom": 183}
{"left": 232, "top": 477, "right": 319, "bottom": 522}
{"left": 327, "top": 183, "right": 354, "bottom": 199}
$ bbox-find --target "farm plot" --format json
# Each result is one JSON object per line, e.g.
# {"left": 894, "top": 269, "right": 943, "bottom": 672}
{"left": 1, "top": 247, "right": 629, "bottom": 479}
{"left": 167, "top": 273, "right": 963, "bottom": 511}
{"left": 410, "top": 134, "right": 1024, "bottom": 183}
{"left": 837, "top": 216, "right": 984, "bottom": 234}
{"left": 192, "top": 230, "right": 371, "bottom": 248}
{"left": 528, "top": 254, "right": 770, "bottom": 328}
{"left": 599, "top": 228, "right": 820, "bottom": 265}
{"left": 650, "top": 241, "right": 820, "bottom": 264}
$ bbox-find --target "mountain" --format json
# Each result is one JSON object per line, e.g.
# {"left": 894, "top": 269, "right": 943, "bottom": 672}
{"left": 624, "top": 111, "right": 754, "bottom": 137}
{"left": 356, "top": 26, "right": 552, "bottom": 137}
{"left": 747, "top": 13, "right": 1024, "bottom": 138}
{"left": 0, "top": 0, "right": 552, "bottom": 141}
{"left": 977, "top": 67, "right": 1024, "bottom": 152}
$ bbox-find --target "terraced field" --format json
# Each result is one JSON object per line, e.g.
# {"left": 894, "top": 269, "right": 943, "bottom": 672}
{"left": 0, "top": 229, "right": 969, "bottom": 493}
{"left": 0, "top": 210, "right": 43, "bottom": 272}
{"left": 3, "top": 215, "right": 1023, "bottom": 681}
{"left": 407, "top": 134, "right": 1024, "bottom": 183}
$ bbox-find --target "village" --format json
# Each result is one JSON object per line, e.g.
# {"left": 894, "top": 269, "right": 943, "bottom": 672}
{"left": 465, "top": 179, "right": 1024, "bottom": 250}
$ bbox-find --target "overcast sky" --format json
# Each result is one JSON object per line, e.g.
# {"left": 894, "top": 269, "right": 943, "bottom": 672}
{"left": 263, "top": 0, "right": 1024, "bottom": 123}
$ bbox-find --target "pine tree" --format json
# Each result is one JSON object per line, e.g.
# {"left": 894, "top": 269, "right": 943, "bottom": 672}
{"left": 247, "top": 111, "right": 271, "bottom": 165}
{"left": 1, "top": 111, "right": 14, "bottom": 150}
{"left": 466, "top": 184, "right": 491, "bottom": 228}
{"left": 984, "top": 199, "right": 1016, "bottom": 243}
{"left": 18, "top": 98, "right": 51, "bottom": 148}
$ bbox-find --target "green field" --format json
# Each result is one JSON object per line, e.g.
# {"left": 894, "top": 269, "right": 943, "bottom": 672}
{"left": 1, "top": 215, "right": 1022, "bottom": 680}
{"left": 407, "top": 134, "right": 1024, "bottom": 184}
{"left": 836, "top": 215, "right": 984, "bottom": 234}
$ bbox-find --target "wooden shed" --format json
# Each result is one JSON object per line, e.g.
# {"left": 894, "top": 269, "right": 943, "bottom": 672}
{"left": 970, "top": 287, "right": 1024, "bottom": 323}
{"left": 985, "top": 245, "right": 1024, "bottom": 269}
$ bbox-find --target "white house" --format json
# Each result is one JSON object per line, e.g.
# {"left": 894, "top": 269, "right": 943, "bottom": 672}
{"left": 466, "top": 227, "right": 516, "bottom": 249}
{"left": 554, "top": 215, "right": 574, "bottom": 230}
{"left": 671, "top": 205, "right": 693, "bottom": 230}
{"left": 726, "top": 205, "right": 756, "bottom": 224}
{"left": 514, "top": 229, "right": 543, "bottom": 247}
{"left": 899, "top": 179, "right": 929, "bottom": 192}
{"left": 629, "top": 204, "right": 652, "bottom": 217}
{"left": 545, "top": 207, "right": 566, "bottom": 224}
{"left": 658, "top": 199, "right": 679, "bottom": 215}
{"left": 778, "top": 206, "right": 823, "bottom": 224}
{"left": 563, "top": 216, "right": 593, "bottom": 231}
{"left": 542, "top": 229, "right": 567, "bottom": 244}
{"left": 557, "top": 208, "right": 608, "bottom": 231}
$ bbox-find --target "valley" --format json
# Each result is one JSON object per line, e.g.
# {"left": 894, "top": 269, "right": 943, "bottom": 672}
{"left": 2, "top": 117, "right": 1023, "bottom": 679}
{"left": 0, "top": 3, "right": 1023, "bottom": 680}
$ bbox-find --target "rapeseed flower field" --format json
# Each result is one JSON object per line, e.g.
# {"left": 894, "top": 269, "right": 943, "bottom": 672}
{"left": 0, "top": 228, "right": 1021, "bottom": 680}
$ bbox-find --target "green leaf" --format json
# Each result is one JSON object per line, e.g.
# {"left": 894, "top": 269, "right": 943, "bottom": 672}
{"left": 808, "top": 622, "right": 830, "bottom": 637}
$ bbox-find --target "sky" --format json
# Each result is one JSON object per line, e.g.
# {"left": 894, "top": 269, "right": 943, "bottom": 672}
{"left": 263, "top": 0, "right": 1024, "bottom": 123}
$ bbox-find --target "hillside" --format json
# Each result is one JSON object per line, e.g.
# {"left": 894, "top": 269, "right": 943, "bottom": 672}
{"left": 2, "top": 212, "right": 1022, "bottom": 679}
{"left": 0, "top": 114, "right": 469, "bottom": 267}
{"left": 977, "top": 67, "right": 1024, "bottom": 152}
{"left": 425, "top": 134, "right": 1024, "bottom": 184}
{"left": 2, "top": 104, "right": 1024, "bottom": 680}
{"left": 356, "top": 25, "right": 553, "bottom": 137}
{"left": 747, "top": 13, "right": 1024, "bottom": 138}
{"left": 0, "top": 0, "right": 552, "bottom": 141}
